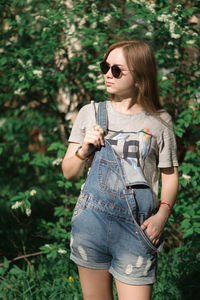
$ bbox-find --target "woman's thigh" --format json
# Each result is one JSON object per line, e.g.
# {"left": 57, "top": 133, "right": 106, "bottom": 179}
{"left": 115, "top": 279, "right": 153, "bottom": 300}
{"left": 78, "top": 266, "right": 114, "bottom": 300}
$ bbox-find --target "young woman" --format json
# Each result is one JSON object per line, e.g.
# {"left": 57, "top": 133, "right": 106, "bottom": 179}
{"left": 62, "top": 40, "right": 179, "bottom": 300}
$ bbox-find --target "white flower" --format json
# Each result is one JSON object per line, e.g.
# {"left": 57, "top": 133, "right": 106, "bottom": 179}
{"left": 3, "top": 22, "right": 11, "bottom": 31}
{"left": 169, "top": 21, "right": 176, "bottom": 33}
{"left": 88, "top": 73, "right": 96, "bottom": 80}
{"left": 73, "top": 40, "right": 82, "bottom": 52}
{"left": 43, "top": 27, "right": 50, "bottom": 32}
{"left": 168, "top": 41, "right": 173, "bottom": 46}
{"left": 27, "top": 60, "right": 32, "bottom": 67}
{"left": 25, "top": 208, "right": 31, "bottom": 216}
{"left": 0, "top": 48, "right": 3, "bottom": 53}
{"left": 35, "top": 15, "right": 47, "bottom": 21}
{"left": 88, "top": 65, "right": 96, "bottom": 70}
{"left": 110, "top": 4, "right": 117, "bottom": 11}
{"left": 38, "top": 133, "right": 44, "bottom": 142}
{"left": 162, "top": 76, "right": 167, "bottom": 81}
{"left": 24, "top": 6, "right": 32, "bottom": 12}
{"left": 0, "top": 119, "right": 6, "bottom": 128}
{"left": 33, "top": 70, "right": 43, "bottom": 78}
{"left": 186, "top": 40, "right": 195, "bottom": 45}
{"left": 14, "top": 88, "right": 25, "bottom": 96}
{"left": 20, "top": 105, "right": 26, "bottom": 111}
{"left": 157, "top": 14, "right": 170, "bottom": 23}
{"left": 97, "top": 85, "right": 106, "bottom": 90}
{"left": 131, "top": 0, "right": 140, "bottom": 4}
{"left": 148, "top": 3, "right": 155, "bottom": 14}
{"left": 30, "top": 189, "right": 37, "bottom": 196}
{"left": 63, "top": 0, "right": 73, "bottom": 9}
{"left": 96, "top": 75, "right": 104, "bottom": 85}
{"left": 15, "top": 15, "right": 21, "bottom": 24}
{"left": 45, "top": 244, "right": 52, "bottom": 249}
{"left": 145, "top": 32, "right": 152, "bottom": 37}
{"left": 91, "top": 21, "right": 97, "bottom": 29}
{"left": 102, "top": 15, "right": 112, "bottom": 23}
{"left": 171, "top": 33, "right": 181, "bottom": 39}
{"left": 130, "top": 24, "right": 138, "bottom": 30}
{"left": 19, "top": 76, "right": 25, "bottom": 81}
{"left": 17, "top": 59, "right": 26, "bottom": 68}
{"left": 91, "top": 3, "right": 98, "bottom": 17}
{"left": 182, "top": 174, "right": 191, "bottom": 180}
{"left": 52, "top": 158, "right": 63, "bottom": 166}
{"left": 58, "top": 249, "right": 67, "bottom": 254}
{"left": 79, "top": 16, "right": 87, "bottom": 29}
{"left": 174, "top": 49, "right": 179, "bottom": 59}
{"left": 11, "top": 201, "right": 22, "bottom": 209}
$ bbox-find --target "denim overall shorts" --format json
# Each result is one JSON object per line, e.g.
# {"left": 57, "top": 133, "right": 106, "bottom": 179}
{"left": 70, "top": 101, "right": 163, "bottom": 285}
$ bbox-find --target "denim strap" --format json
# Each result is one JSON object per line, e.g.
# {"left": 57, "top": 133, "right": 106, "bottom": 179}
{"left": 97, "top": 101, "right": 107, "bottom": 134}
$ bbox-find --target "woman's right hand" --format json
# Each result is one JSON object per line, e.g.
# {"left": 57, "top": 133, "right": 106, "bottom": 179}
{"left": 81, "top": 125, "right": 105, "bottom": 157}
{"left": 62, "top": 125, "right": 105, "bottom": 180}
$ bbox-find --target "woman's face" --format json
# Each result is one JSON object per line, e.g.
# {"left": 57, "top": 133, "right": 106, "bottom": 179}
{"left": 103, "top": 47, "right": 135, "bottom": 98}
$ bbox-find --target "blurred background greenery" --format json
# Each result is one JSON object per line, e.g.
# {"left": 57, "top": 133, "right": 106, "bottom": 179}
{"left": 0, "top": 0, "right": 199, "bottom": 299}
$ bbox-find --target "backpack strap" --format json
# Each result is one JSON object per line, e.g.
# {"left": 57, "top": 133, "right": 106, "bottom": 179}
{"left": 97, "top": 101, "right": 107, "bottom": 134}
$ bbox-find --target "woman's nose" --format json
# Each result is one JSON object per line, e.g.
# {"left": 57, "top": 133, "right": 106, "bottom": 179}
{"left": 105, "top": 68, "right": 113, "bottom": 78}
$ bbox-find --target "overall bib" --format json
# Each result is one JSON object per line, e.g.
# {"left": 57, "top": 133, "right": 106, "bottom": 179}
{"left": 70, "top": 101, "right": 163, "bottom": 285}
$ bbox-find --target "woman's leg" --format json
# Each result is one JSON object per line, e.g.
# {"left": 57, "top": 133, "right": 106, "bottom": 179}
{"left": 115, "top": 279, "right": 153, "bottom": 300}
{"left": 78, "top": 266, "right": 114, "bottom": 300}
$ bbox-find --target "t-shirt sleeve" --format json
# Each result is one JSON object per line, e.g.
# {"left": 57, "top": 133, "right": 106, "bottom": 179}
{"left": 68, "top": 103, "right": 97, "bottom": 145}
{"left": 158, "top": 114, "right": 179, "bottom": 168}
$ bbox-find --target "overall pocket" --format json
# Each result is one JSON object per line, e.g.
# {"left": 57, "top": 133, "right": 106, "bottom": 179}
{"left": 98, "top": 158, "right": 124, "bottom": 197}
{"left": 136, "top": 226, "right": 159, "bottom": 254}
{"left": 133, "top": 187, "right": 163, "bottom": 254}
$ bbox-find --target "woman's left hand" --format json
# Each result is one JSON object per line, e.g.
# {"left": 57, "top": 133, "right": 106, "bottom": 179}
{"left": 140, "top": 212, "right": 168, "bottom": 245}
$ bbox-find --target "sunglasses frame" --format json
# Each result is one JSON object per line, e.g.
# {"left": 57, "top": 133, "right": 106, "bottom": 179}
{"left": 100, "top": 61, "right": 124, "bottom": 78}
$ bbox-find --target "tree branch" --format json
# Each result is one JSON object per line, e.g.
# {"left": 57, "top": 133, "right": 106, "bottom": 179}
{"left": 0, "top": 251, "right": 45, "bottom": 267}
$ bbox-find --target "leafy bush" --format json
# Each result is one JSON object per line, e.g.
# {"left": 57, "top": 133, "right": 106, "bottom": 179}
{"left": 0, "top": 0, "right": 199, "bottom": 299}
{"left": 0, "top": 255, "right": 82, "bottom": 299}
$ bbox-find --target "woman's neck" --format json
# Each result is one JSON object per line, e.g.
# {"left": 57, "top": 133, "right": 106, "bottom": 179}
{"left": 111, "top": 97, "right": 143, "bottom": 114}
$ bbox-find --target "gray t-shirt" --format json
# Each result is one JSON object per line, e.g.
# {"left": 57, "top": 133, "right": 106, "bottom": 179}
{"left": 68, "top": 101, "right": 178, "bottom": 205}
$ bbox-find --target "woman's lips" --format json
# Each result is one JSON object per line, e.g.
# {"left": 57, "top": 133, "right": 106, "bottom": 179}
{"left": 106, "top": 82, "right": 114, "bottom": 86}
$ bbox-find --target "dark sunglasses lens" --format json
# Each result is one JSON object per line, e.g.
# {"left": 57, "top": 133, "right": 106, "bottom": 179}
{"left": 112, "top": 66, "right": 121, "bottom": 78}
{"left": 100, "top": 62, "right": 121, "bottom": 78}
{"left": 100, "top": 62, "right": 109, "bottom": 74}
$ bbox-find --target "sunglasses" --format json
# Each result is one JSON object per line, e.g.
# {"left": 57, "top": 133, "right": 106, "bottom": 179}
{"left": 100, "top": 61, "right": 126, "bottom": 78}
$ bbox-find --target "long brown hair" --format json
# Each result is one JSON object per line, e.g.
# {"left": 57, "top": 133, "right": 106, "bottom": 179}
{"left": 103, "top": 40, "right": 162, "bottom": 114}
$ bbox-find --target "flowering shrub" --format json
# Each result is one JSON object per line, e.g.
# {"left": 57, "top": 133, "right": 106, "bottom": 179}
{"left": 0, "top": 0, "right": 199, "bottom": 299}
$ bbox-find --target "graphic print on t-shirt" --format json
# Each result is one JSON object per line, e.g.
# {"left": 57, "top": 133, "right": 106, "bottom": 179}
{"left": 106, "top": 128, "right": 152, "bottom": 185}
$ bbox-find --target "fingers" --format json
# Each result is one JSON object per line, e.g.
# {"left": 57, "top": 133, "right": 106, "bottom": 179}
{"left": 85, "top": 125, "right": 105, "bottom": 147}
{"left": 81, "top": 125, "right": 105, "bottom": 156}
{"left": 141, "top": 219, "right": 162, "bottom": 245}
{"left": 153, "top": 238, "right": 160, "bottom": 245}
{"left": 140, "top": 224, "right": 147, "bottom": 231}
{"left": 92, "top": 125, "right": 105, "bottom": 146}
{"left": 140, "top": 219, "right": 149, "bottom": 231}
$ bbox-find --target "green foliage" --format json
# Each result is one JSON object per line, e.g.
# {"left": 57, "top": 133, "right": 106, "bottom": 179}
{"left": 0, "top": 256, "right": 82, "bottom": 299}
{"left": 153, "top": 238, "right": 200, "bottom": 300}
{"left": 0, "top": 0, "right": 199, "bottom": 298}
{"left": 174, "top": 141, "right": 200, "bottom": 239}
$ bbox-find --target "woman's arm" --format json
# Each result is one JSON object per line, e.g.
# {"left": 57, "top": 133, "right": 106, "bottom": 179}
{"left": 62, "top": 143, "right": 86, "bottom": 180}
{"left": 159, "top": 166, "right": 179, "bottom": 221}
{"left": 141, "top": 166, "right": 179, "bottom": 244}
{"left": 62, "top": 125, "right": 104, "bottom": 180}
